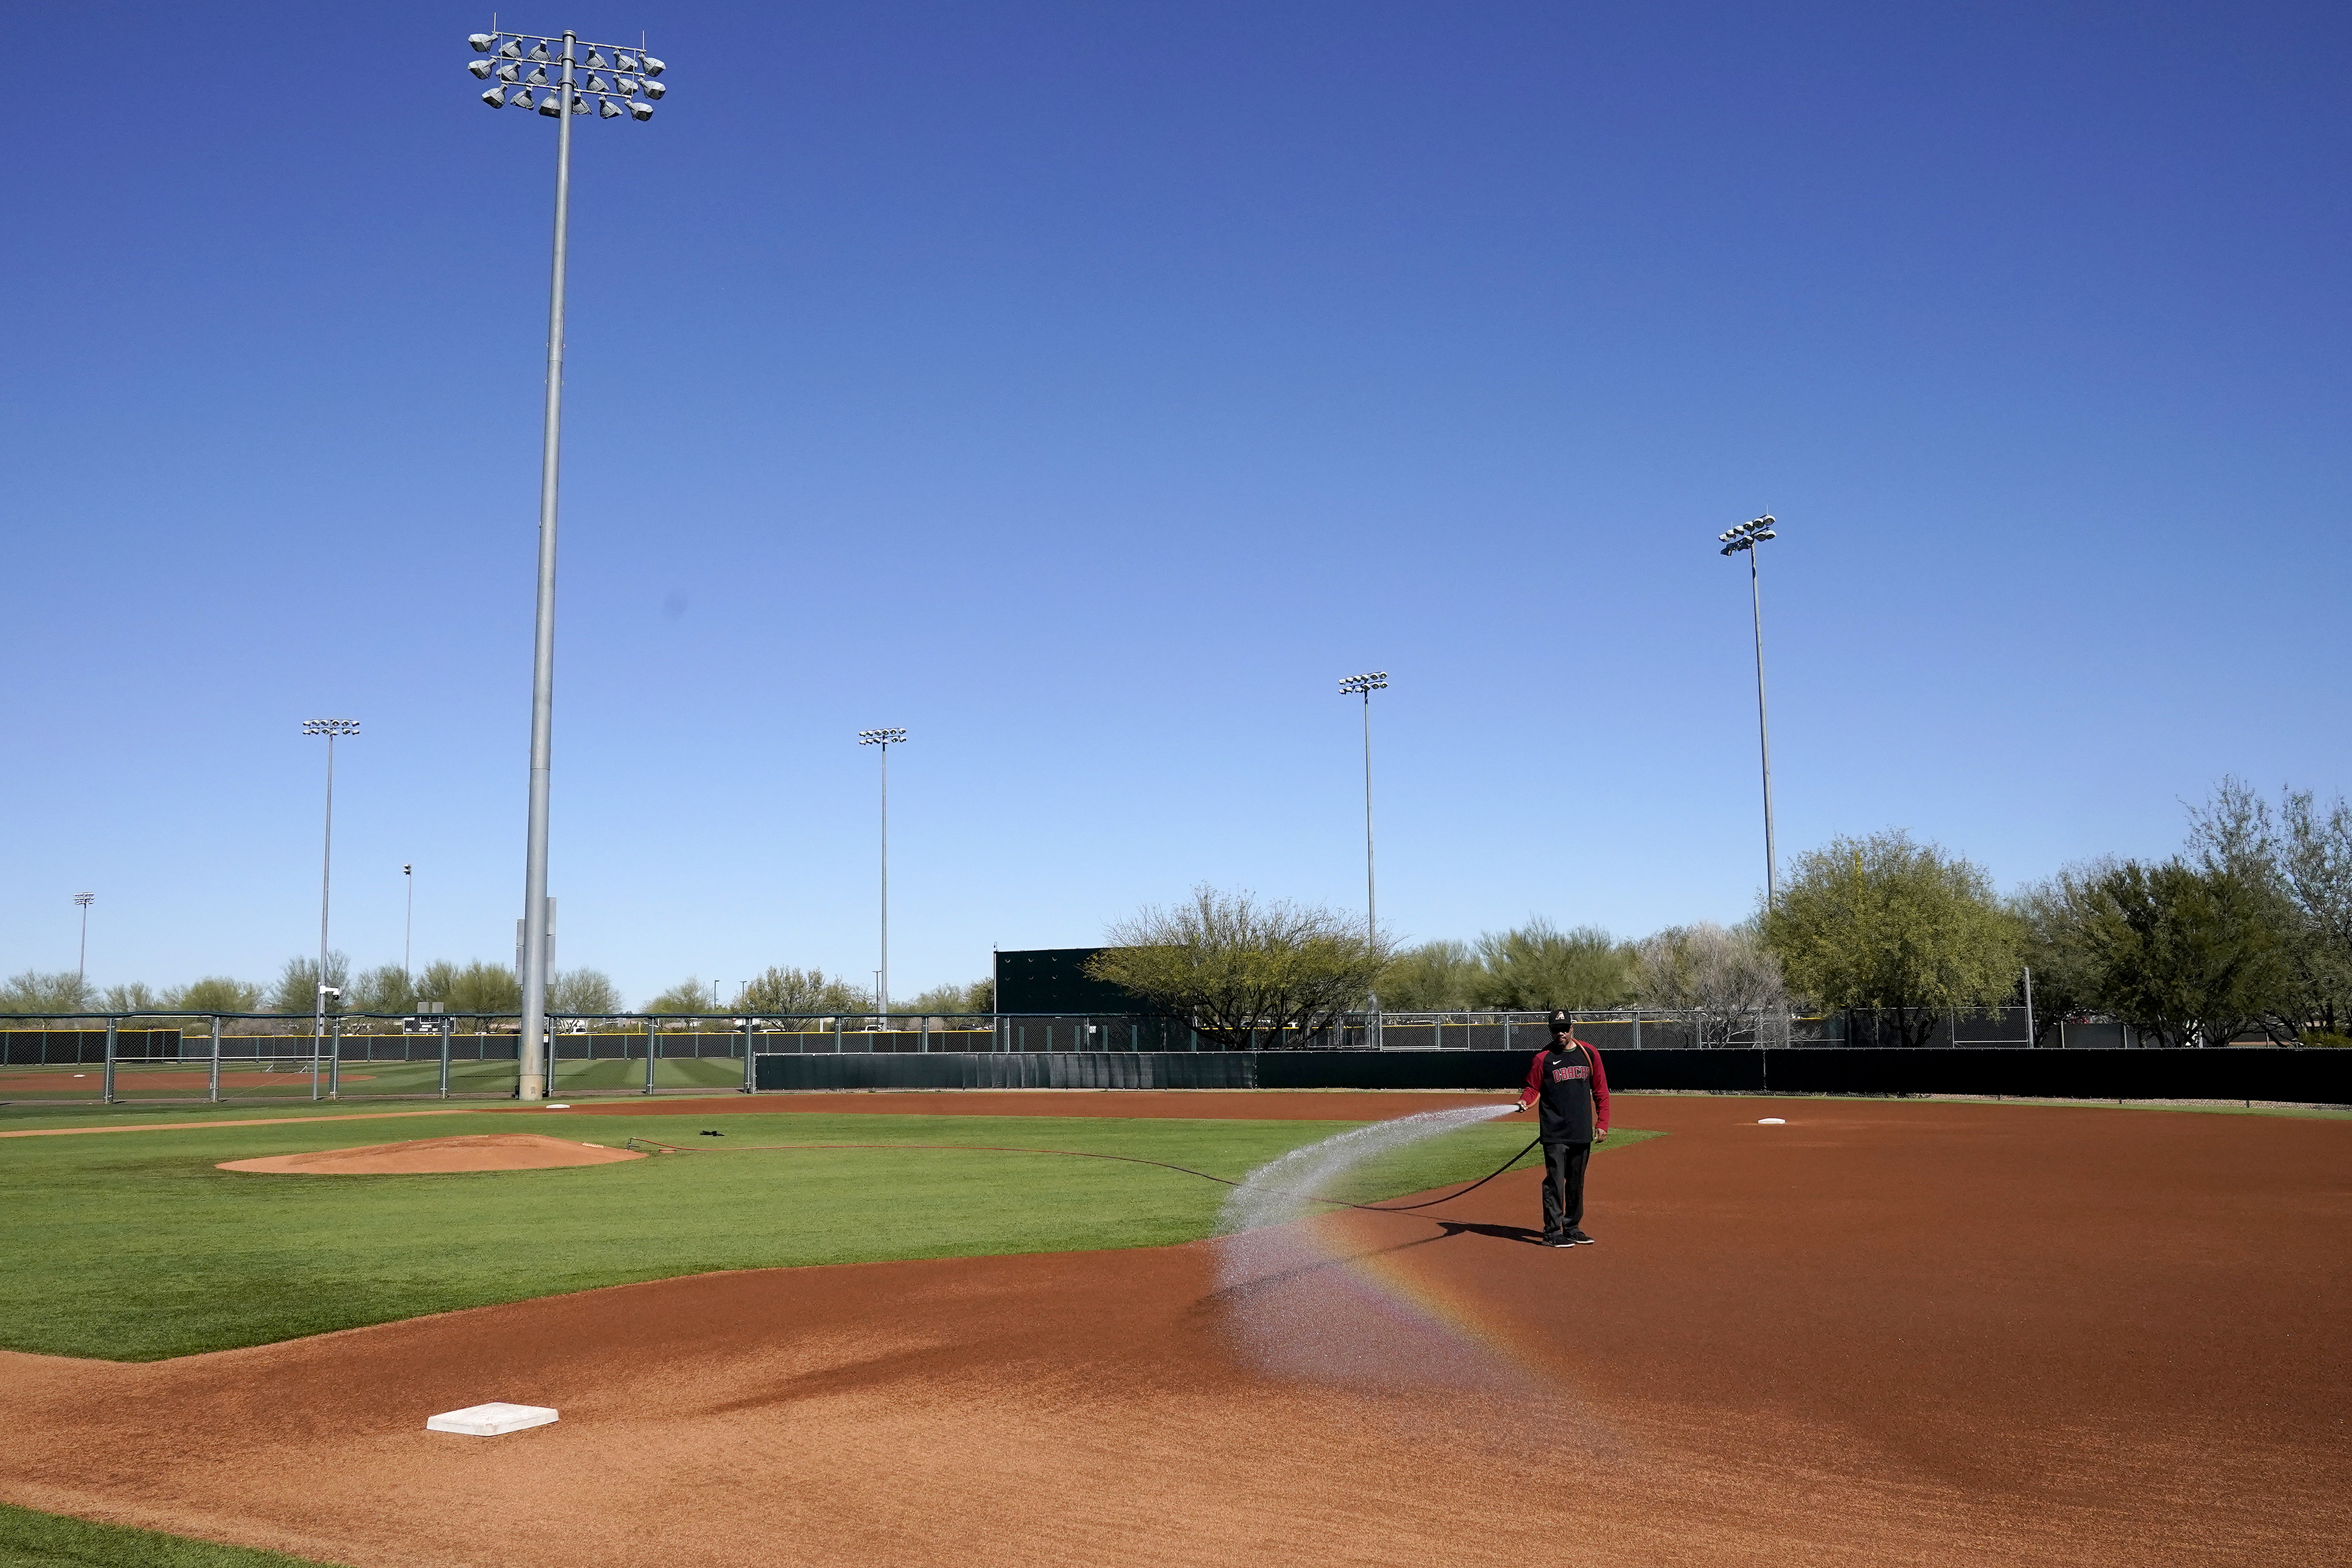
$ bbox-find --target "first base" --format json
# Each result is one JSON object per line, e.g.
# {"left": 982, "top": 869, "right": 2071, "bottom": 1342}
{"left": 426, "top": 1403, "right": 559, "bottom": 1436}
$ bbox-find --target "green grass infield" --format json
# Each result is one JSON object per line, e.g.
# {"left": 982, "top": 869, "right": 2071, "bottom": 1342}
{"left": 0, "top": 1503, "right": 343, "bottom": 1568}
{"left": 0, "top": 1108, "right": 1662, "bottom": 1361}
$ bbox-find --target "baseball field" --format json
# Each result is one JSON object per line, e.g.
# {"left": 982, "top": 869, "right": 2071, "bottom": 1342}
{"left": 0, "top": 1089, "right": 2343, "bottom": 1566}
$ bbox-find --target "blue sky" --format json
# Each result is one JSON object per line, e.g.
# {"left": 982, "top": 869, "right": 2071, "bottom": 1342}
{"left": 6, "top": 1, "right": 2347, "bottom": 1006}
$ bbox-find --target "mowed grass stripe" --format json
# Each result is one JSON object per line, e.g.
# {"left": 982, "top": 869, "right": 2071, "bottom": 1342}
{"left": 0, "top": 1110, "right": 1661, "bottom": 1362}
{"left": 0, "top": 1502, "right": 345, "bottom": 1568}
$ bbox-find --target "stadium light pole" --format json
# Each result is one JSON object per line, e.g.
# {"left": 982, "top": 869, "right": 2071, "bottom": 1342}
{"left": 402, "top": 864, "right": 414, "bottom": 987}
{"left": 859, "top": 729, "right": 907, "bottom": 1015}
{"left": 1718, "top": 515, "right": 1780, "bottom": 907}
{"left": 1337, "top": 674, "right": 1388, "bottom": 943}
{"left": 464, "top": 26, "right": 667, "bottom": 1100}
{"left": 303, "top": 720, "right": 359, "bottom": 1063}
{"left": 74, "top": 892, "right": 94, "bottom": 995}
{"left": 1338, "top": 672, "right": 1388, "bottom": 1043}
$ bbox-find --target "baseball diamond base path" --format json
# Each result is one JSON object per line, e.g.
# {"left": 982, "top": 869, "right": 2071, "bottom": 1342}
{"left": 0, "top": 1096, "right": 2345, "bottom": 1567}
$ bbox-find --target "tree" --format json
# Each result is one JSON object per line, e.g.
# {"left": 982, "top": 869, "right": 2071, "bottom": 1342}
{"left": 1632, "top": 922, "right": 1788, "bottom": 1040}
{"left": 351, "top": 964, "right": 417, "bottom": 1015}
{"left": 1085, "top": 887, "right": 1389, "bottom": 1049}
{"left": 737, "top": 967, "right": 870, "bottom": 1016}
{"left": 270, "top": 953, "right": 351, "bottom": 1015}
{"left": 2275, "top": 789, "right": 2352, "bottom": 1031}
{"left": 1467, "top": 920, "right": 1635, "bottom": 1009}
{"left": 0, "top": 971, "right": 92, "bottom": 1013}
{"left": 643, "top": 978, "right": 718, "bottom": 1015}
{"left": 897, "top": 978, "right": 992, "bottom": 1015}
{"left": 549, "top": 969, "right": 623, "bottom": 1015}
{"left": 2070, "top": 859, "right": 2297, "bottom": 1046}
{"left": 2188, "top": 779, "right": 2352, "bottom": 1034}
{"left": 1379, "top": 940, "right": 1479, "bottom": 1009}
{"left": 2011, "top": 868, "right": 2106, "bottom": 1044}
{"left": 1763, "top": 831, "right": 2021, "bottom": 1047}
{"left": 165, "top": 977, "right": 264, "bottom": 1014}
{"left": 98, "top": 982, "right": 165, "bottom": 1015}
{"left": 416, "top": 960, "right": 522, "bottom": 1015}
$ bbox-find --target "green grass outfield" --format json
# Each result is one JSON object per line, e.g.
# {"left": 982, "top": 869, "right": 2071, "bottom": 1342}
{"left": 0, "top": 1503, "right": 342, "bottom": 1568}
{"left": 0, "top": 1107, "right": 1661, "bottom": 1362}
{"left": 0, "top": 1053, "right": 747, "bottom": 1103}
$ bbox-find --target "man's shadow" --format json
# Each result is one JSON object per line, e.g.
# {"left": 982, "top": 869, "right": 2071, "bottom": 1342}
{"left": 1422, "top": 1219, "right": 1550, "bottom": 1248}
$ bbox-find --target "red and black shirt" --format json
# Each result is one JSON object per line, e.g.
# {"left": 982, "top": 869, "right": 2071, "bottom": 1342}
{"left": 1518, "top": 1040, "right": 1611, "bottom": 1142}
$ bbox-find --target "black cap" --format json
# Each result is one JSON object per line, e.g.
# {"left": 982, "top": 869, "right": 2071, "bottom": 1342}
{"left": 1547, "top": 1009, "right": 1572, "bottom": 1032}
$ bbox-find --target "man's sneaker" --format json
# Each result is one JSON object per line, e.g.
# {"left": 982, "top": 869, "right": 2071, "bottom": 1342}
{"left": 1543, "top": 1235, "right": 1573, "bottom": 1248}
{"left": 1565, "top": 1230, "right": 1596, "bottom": 1245}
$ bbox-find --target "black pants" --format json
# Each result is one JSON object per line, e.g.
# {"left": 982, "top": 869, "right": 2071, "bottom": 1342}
{"left": 1541, "top": 1140, "right": 1591, "bottom": 1239}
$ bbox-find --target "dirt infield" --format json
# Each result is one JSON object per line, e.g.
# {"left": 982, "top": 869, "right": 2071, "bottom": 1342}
{"left": 541, "top": 1089, "right": 1523, "bottom": 1120}
{"left": 217, "top": 1134, "right": 644, "bottom": 1175}
{"left": 0, "top": 1095, "right": 2343, "bottom": 1566}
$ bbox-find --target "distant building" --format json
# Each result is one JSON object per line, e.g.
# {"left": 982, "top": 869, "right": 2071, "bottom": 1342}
{"left": 992, "top": 947, "right": 1152, "bottom": 1015}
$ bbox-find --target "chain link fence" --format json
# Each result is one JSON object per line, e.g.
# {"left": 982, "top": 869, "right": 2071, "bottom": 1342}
{"left": 0, "top": 1004, "right": 2214, "bottom": 1104}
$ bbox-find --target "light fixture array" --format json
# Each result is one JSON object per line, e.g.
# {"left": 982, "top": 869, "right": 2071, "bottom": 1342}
{"left": 466, "top": 31, "right": 666, "bottom": 120}
{"left": 1718, "top": 515, "right": 1777, "bottom": 555}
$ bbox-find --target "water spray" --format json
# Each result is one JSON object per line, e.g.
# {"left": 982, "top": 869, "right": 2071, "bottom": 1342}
{"left": 619, "top": 1104, "right": 1537, "bottom": 1217}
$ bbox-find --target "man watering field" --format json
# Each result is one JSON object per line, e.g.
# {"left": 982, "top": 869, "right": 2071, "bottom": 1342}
{"left": 1511, "top": 1009, "right": 1611, "bottom": 1247}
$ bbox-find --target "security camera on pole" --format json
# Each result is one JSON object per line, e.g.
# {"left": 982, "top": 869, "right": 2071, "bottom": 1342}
{"left": 463, "top": 27, "right": 670, "bottom": 1100}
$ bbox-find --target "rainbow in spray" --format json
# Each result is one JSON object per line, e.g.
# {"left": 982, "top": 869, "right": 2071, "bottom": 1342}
{"left": 1213, "top": 1105, "right": 1540, "bottom": 1389}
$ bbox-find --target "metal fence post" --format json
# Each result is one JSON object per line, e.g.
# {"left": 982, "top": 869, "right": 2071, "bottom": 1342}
{"left": 644, "top": 1017, "right": 657, "bottom": 1094}
{"left": 102, "top": 1017, "right": 117, "bottom": 1104}
{"left": 834, "top": 1015, "right": 844, "bottom": 1053}
{"left": 310, "top": 1015, "right": 322, "bottom": 1101}
{"left": 329, "top": 1015, "right": 343, "bottom": 1098}
{"left": 209, "top": 1015, "right": 222, "bottom": 1102}
{"left": 440, "top": 1017, "right": 452, "bottom": 1098}
{"left": 741, "top": 1015, "right": 754, "bottom": 1093}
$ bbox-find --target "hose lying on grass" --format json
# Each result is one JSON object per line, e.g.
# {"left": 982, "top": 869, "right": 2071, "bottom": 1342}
{"left": 618, "top": 1134, "right": 1544, "bottom": 1214}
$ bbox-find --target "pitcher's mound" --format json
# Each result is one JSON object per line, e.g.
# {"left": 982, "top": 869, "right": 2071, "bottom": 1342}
{"left": 219, "top": 1134, "right": 646, "bottom": 1175}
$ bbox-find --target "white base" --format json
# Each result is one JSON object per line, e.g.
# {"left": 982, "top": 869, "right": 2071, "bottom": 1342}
{"left": 1757, "top": 1117, "right": 1787, "bottom": 1125}
{"left": 426, "top": 1402, "right": 559, "bottom": 1436}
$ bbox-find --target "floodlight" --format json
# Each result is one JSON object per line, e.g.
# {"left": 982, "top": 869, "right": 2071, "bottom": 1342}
{"left": 468, "top": 33, "right": 497, "bottom": 52}
{"left": 467, "top": 58, "right": 493, "bottom": 79}
{"left": 586, "top": 72, "right": 610, "bottom": 92}
{"left": 527, "top": 41, "right": 550, "bottom": 61}
{"left": 639, "top": 79, "right": 663, "bottom": 100}
{"left": 497, "top": 61, "right": 519, "bottom": 82}
{"left": 569, "top": 91, "right": 590, "bottom": 114}
{"left": 496, "top": 39, "right": 522, "bottom": 58}
{"left": 525, "top": 64, "right": 548, "bottom": 85}
{"left": 614, "top": 74, "right": 638, "bottom": 92}
{"left": 617, "top": 52, "right": 641, "bottom": 72}
{"left": 628, "top": 99, "right": 653, "bottom": 120}
{"left": 586, "top": 48, "right": 609, "bottom": 68}
{"left": 642, "top": 55, "right": 665, "bottom": 76}
{"left": 481, "top": 86, "right": 508, "bottom": 107}
{"left": 537, "top": 90, "right": 562, "bottom": 115}
{"left": 599, "top": 97, "right": 623, "bottom": 118}
{"left": 510, "top": 87, "right": 536, "bottom": 107}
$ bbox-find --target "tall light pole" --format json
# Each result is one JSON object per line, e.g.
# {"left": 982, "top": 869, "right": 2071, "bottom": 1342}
{"left": 73, "top": 892, "right": 94, "bottom": 998}
{"left": 1718, "top": 515, "right": 1780, "bottom": 906}
{"left": 402, "top": 864, "right": 414, "bottom": 990}
{"left": 859, "top": 729, "right": 907, "bottom": 1015}
{"left": 1337, "top": 673, "right": 1388, "bottom": 944}
{"left": 303, "top": 720, "right": 359, "bottom": 1058}
{"left": 464, "top": 27, "right": 667, "bottom": 1100}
